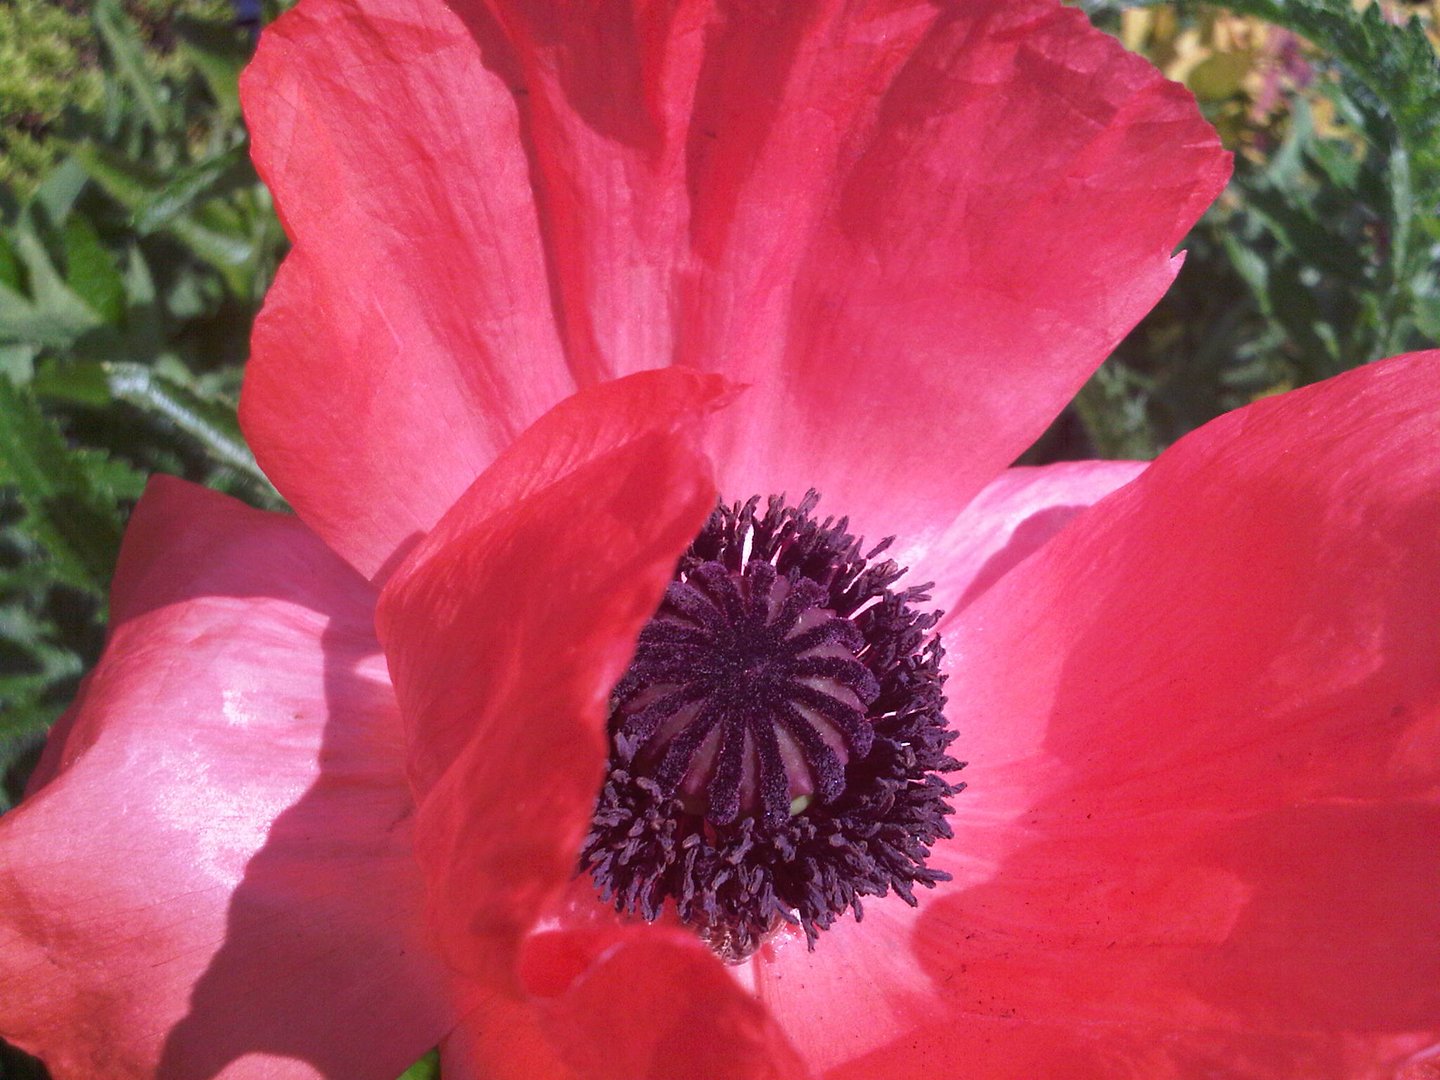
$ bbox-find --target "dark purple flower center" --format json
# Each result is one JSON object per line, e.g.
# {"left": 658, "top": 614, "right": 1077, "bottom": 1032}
{"left": 612, "top": 559, "right": 879, "bottom": 827}
{"left": 582, "top": 493, "right": 963, "bottom": 962}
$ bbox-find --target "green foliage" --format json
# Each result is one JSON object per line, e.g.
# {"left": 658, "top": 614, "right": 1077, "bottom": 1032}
{"left": 0, "top": 0, "right": 239, "bottom": 195}
{"left": 397, "top": 1050, "right": 442, "bottom": 1080}
{"left": 0, "top": 0, "right": 101, "bottom": 193}
{"left": 0, "top": 377, "right": 140, "bottom": 594}
{"left": 1220, "top": 0, "right": 1440, "bottom": 211}
{"left": 1046, "top": 0, "right": 1440, "bottom": 459}
{"left": 0, "top": 0, "right": 283, "bottom": 824}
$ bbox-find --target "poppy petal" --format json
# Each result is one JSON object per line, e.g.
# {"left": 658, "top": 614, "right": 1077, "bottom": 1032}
{"left": 917, "top": 460, "right": 1147, "bottom": 620}
{"left": 440, "top": 981, "right": 570, "bottom": 1080}
{"left": 241, "top": 0, "right": 1227, "bottom": 577}
{"left": 525, "top": 928, "right": 807, "bottom": 1080}
{"left": 239, "top": 0, "right": 577, "bottom": 580}
{"left": 379, "top": 371, "right": 803, "bottom": 1074}
{"left": 769, "top": 353, "right": 1440, "bottom": 1076}
{"left": 375, "top": 370, "right": 727, "bottom": 979}
{"left": 0, "top": 478, "right": 450, "bottom": 1079}
{"left": 490, "top": 0, "right": 1229, "bottom": 543}
{"left": 442, "top": 923, "right": 808, "bottom": 1080}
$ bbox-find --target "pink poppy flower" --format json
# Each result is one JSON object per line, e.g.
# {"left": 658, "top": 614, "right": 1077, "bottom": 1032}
{"left": 2, "top": 0, "right": 1437, "bottom": 1077}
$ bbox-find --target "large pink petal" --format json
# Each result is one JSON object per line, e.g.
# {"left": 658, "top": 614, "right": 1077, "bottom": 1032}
{"left": 916, "top": 460, "right": 1148, "bottom": 620}
{"left": 522, "top": 928, "right": 807, "bottom": 1080}
{"left": 439, "top": 885, "right": 809, "bottom": 1080}
{"left": 383, "top": 369, "right": 734, "bottom": 799}
{"left": 378, "top": 370, "right": 800, "bottom": 1070}
{"left": 751, "top": 353, "right": 1440, "bottom": 1076}
{"left": 241, "top": 0, "right": 1227, "bottom": 579}
{"left": 0, "top": 478, "right": 449, "bottom": 1079}
{"left": 482, "top": 0, "right": 1228, "bottom": 549}
{"left": 239, "top": 0, "right": 577, "bottom": 580}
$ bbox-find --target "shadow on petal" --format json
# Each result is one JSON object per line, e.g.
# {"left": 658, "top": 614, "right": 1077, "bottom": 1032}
{"left": 155, "top": 618, "right": 451, "bottom": 1080}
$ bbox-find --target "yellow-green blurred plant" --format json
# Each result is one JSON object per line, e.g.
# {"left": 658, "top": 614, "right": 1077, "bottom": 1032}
{"left": 1033, "top": 0, "right": 1440, "bottom": 460}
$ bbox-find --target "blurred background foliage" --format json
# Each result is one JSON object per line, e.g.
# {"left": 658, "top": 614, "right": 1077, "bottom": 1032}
{"left": 0, "top": 1, "right": 1438, "bottom": 1076}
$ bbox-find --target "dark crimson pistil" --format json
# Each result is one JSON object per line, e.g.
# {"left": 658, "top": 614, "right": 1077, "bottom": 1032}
{"left": 613, "top": 558, "right": 880, "bottom": 827}
{"left": 582, "top": 493, "right": 963, "bottom": 962}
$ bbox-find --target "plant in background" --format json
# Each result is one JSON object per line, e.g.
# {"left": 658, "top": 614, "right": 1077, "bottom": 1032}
{"left": 1057, "top": 0, "right": 1440, "bottom": 458}
{"left": 0, "top": 0, "right": 284, "bottom": 820}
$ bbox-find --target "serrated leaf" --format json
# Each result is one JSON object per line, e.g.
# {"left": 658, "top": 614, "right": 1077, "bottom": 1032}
{"left": 0, "top": 378, "right": 136, "bottom": 594}
{"left": 71, "top": 143, "right": 258, "bottom": 281}
{"left": 29, "top": 359, "right": 113, "bottom": 408}
{"left": 133, "top": 146, "right": 249, "bottom": 234}
{"left": 92, "top": 0, "right": 168, "bottom": 134}
{"left": 0, "top": 612, "right": 84, "bottom": 718}
{"left": 102, "top": 362, "right": 272, "bottom": 490}
{"left": 69, "top": 142, "right": 165, "bottom": 217}
{"left": 0, "top": 217, "right": 104, "bottom": 348}
{"left": 62, "top": 215, "right": 126, "bottom": 324}
{"left": 31, "top": 360, "right": 252, "bottom": 495}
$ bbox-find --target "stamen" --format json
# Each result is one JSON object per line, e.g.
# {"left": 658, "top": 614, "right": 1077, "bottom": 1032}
{"left": 582, "top": 492, "right": 964, "bottom": 960}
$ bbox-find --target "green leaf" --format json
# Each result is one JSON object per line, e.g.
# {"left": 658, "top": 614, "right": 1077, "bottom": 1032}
{"left": 0, "top": 377, "right": 139, "bottom": 594}
{"left": 29, "top": 358, "right": 112, "bottom": 407}
{"left": 92, "top": 0, "right": 168, "bottom": 134}
{"left": 0, "top": 345, "right": 38, "bottom": 383}
{"left": 0, "top": 609, "right": 84, "bottom": 732}
{"left": 69, "top": 142, "right": 165, "bottom": 217}
{"left": 31, "top": 157, "right": 89, "bottom": 225}
{"left": 32, "top": 358, "right": 274, "bottom": 497}
{"left": 101, "top": 362, "right": 273, "bottom": 491}
{"left": 174, "top": 16, "right": 251, "bottom": 117}
{"left": 133, "top": 146, "right": 249, "bottom": 234}
{"left": 62, "top": 215, "right": 126, "bottom": 324}
{"left": 71, "top": 143, "right": 258, "bottom": 281}
{"left": 0, "top": 215, "right": 104, "bottom": 348}
{"left": 0, "top": 232, "right": 23, "bottom": 293}
{"left": 395, "top": 1050, "right": 440, "bottom": 1080}
{"left": 1241, "top": 183, "right": 1365, "bottom": 280}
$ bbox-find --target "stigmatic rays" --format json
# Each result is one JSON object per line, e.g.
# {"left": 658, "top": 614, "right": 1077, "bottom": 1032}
{"left": 582, "top": 493, "right": 964, "bottom": 962}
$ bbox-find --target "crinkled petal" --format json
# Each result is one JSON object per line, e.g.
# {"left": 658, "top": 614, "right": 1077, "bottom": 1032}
{"left": 381, "top": 369, "right": 735, "bottom": 798}
{"left": 241, "top": 0, "right": 1227, "bottom": 578}
{"left": 380, "top": 371, "right": 804, "bottom": 1072}
{"left": 239, "top": 0, "right": 577, "bottom": 580}
{"left": 372, "top": 369, "right": 711, "bottom": 968}
{"left": 0, "top": 478, "right": 449, "bottom": 1079}
{"left": 441, "top": 886, "right": 808, "bottom": 1080}
{"left": 460, "top": 0, "right": 1227, "bottom": 550}
{"left": 915, "top": 460, "right": 1147, "bottom": 620}
{"left": 755, "top": 353, "right": 1440, "bottom": 1077}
